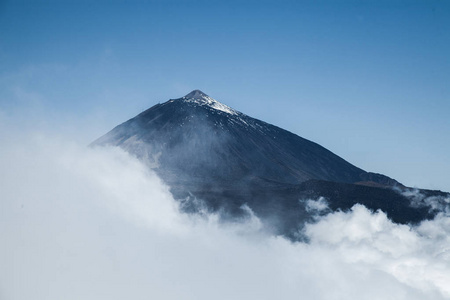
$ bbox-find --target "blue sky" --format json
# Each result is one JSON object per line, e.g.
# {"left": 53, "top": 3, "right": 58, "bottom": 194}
{"left": 1, "top": 0, "right": 449, "bottom": 191}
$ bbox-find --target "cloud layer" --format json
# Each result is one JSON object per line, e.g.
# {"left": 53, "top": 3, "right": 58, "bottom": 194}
{"left": 1, "top": 123, "right": 450, "bottom": 300}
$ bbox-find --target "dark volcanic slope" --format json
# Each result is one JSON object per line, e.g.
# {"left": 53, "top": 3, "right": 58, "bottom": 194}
{"left": 93, "top": 90, "right": 396, "bottom": 187}
{"left": 93, "top": 90, "right": 448, "bottom": 238}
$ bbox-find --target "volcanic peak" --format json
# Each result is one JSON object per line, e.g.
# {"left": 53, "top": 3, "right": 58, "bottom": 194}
{"left": 181, "top": 90, "right": 238, "bottom": 115}
{"left": 183, "top": 89, "right": 209, "bottom": 100}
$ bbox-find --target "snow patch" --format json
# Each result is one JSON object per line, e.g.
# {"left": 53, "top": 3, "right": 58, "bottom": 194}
{"left": 183, "top": 94, "right": 238, "bottom": 116}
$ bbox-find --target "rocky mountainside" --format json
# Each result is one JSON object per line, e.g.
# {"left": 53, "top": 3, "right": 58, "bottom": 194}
{"left": 93, "top": 90, "right": 449, "bottom": 239}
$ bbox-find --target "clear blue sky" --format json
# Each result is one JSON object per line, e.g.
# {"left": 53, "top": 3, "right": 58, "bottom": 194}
{"left": 1, "top": 0, "right": 449, "bottom": 191}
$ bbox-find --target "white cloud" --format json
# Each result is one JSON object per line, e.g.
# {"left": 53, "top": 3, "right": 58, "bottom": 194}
{"left": 398, "top": 187, "right": 450, "bottom": 215}
{"left": 305, "top": 205, "right": 450, "bottom": 297}
{"left": 1, "top": 120, "right": 450, "bottom": 300}
{"left": 305, "top": 196, "right": 330, "bottom": 213}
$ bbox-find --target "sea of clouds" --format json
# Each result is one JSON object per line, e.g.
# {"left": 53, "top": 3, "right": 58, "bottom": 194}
{"left": 1, "top": 116, "right": 450, "bottom": 300}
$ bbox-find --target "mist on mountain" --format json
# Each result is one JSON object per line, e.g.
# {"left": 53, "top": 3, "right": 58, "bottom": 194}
{"left": 92, "top": 90, "right": 450, "bottom": 239}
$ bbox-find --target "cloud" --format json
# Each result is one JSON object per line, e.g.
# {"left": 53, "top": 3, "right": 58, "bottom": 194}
{"left": 305, "top": 205, "right": 450, "bottom": 297}
{"left": 398, "top": 187, "right": 450, "bottom": 215}
{"left": 304, "top": 196, "right": 331, "bottom": 214}
{"left": 1, "top": 119, "right": 450, "bottom": 300}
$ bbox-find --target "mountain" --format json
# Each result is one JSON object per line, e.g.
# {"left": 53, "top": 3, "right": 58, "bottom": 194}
{"left": 93, "top": 90, "right": 449, "bottom": 239}
{"left": 93, "top": 90, "right": 397, "bottom": 187}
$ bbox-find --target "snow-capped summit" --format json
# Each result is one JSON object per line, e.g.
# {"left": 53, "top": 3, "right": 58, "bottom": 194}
{"left": 181, "top": 89, "right": 238, "bottom": 115}
{"left": 183, "top": 89, "right": 209, "bottom": 100}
